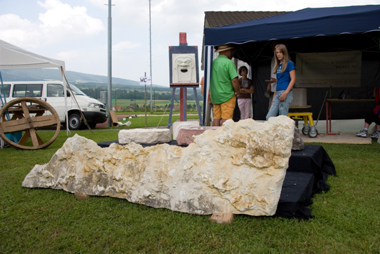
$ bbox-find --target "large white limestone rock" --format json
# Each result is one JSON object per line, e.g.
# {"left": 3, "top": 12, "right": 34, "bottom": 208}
{"left": 22, "top": 116, "right": 295, "bottom": 216}
{"left": 119, "top": 128, "right": 171, "bottom": 144}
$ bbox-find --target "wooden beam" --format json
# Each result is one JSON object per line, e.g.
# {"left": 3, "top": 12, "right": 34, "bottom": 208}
{"left": 108, "top": 110, "right": 119, "bottom": 126}
{"left": 0, "top": 115, "right": 57, "bottom": 133}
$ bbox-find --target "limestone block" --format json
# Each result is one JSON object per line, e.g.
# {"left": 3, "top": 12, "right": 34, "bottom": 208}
{"left": 119, "top": 128, "right": 171, "bottom": 144}
{"left": 173, "top": 121, "right": 200, "bottom": 140}
{"left": 22, "top": 116, "right": 295, "bottom": 216}
{"left": 177, "top": 126, "right": 219, "bottom": 146}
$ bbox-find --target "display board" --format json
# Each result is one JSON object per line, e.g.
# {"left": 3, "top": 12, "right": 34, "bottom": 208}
{"left": 172, "top": 53, "right": 196, "bottom": 83}
{"left": 296, "top": 51, "right": 362, "bottom": 88}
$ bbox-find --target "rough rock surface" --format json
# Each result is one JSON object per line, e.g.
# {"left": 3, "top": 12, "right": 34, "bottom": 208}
{"left": 173, "top": 121, "right": 200, "bottom": 140}
{"left": 22, "top": 116, "right": 295, "bottom": 216}
{"left": 119, "top": 128, "right": 171, "bottom": 144}
{"left": 177, "top": 126, "right": 220, "bottom": 145}
{"left": 292, "top": 127, "right": 305, "bottom": 150}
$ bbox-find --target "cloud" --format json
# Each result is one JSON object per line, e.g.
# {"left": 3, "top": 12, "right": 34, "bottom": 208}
{"left": 57, "top": 50, "right": 80, "bottom": 60}
{"left": 0, "top": 14, "right": 41, "bottom": 48}
{"left": 0, "top": 0, "right": 104, "bottom": 47}
{"left": 37, "top": 0, "right": 104, "bottom": 42}
{"left": 113, "top": 41, "right": 142, "bottom": 51}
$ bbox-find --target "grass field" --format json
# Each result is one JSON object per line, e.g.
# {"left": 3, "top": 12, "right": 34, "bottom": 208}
{"left": 114, "top": 99, "right": 203, "bottom": 108}
{"left": 97, "top": 114, "right": 201, "bottom": 129}
{"left": 1, "top": 130, "right": 380, "bottom": 253}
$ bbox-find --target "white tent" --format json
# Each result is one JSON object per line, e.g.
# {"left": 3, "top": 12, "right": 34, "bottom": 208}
{"left": 0, "top": 39, "right": 70, "bottom": 133}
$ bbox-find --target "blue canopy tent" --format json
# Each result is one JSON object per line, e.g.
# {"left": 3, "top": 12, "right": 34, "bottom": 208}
{"left": 203, "top": 5, "right": 380, "bottom": 122}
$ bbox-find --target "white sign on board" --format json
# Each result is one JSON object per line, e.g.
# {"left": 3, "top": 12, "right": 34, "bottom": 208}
{"left": 295, "top": 51, "right": 362, "bottom": 88}
{"left": 139, "top": 76, "right": 152, "bottom": 85}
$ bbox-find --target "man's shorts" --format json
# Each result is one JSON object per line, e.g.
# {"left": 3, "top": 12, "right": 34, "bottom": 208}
{"left": 213, "top": 96, "right": 236, "bottom": 120}
{"left": 365, "top": 110, "right": 380, "bottom": 125}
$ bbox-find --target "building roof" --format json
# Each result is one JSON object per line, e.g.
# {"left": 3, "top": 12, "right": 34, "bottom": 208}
{"left": 204, "top": 11, "right": 289, "bottom": 28}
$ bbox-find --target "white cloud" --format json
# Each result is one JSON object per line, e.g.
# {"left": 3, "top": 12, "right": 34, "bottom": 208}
{"left": 0, "top": 0, "right": 104, "bottom": 47}
{"left": 57, "top": 50, "right": 80, "bottom": 60}
{"left": 37, "top": 0, "right": 104, "bottom": 42}
{"left": 113, "top": 41, "right": 142, "bottom": 51}
{"left": 0, "top": 14, "right": 41, "bottom": 48}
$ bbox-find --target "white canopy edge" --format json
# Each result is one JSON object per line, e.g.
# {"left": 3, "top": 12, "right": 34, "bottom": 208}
{"left": 0, "top": 39, "right": 69, "bottom": 134}
{"left": 0, "top": 40, "right": 65, "bottom": 70}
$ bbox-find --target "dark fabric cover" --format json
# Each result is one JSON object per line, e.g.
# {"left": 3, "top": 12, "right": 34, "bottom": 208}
{"left": 96, "top": 141, "right": 335, "bottom": 219}
{"left": 97, "top": 140, "right": 186, "bottom": 148}
{"left": 204, "top": 5, "right": 380, "bottom": 46}
{"left": 289, "top": 145, "right": 336, "bottom": 194}
{"left": 275, "top": 172, "right": 315, "bottom": 219}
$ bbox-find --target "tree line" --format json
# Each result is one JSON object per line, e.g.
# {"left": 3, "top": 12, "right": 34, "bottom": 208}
{"left": 79, "top": 87, "right": 200, "bottom": 101}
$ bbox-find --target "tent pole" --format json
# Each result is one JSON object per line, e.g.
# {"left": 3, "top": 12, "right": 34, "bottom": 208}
{"left": 203, "top": 46, "right": 213, "bottom": 126}
{"left": 107, "top": 0, "right": 113, "bottom": 127}
{"left": 59, "top": 67, "right": 69, "bottom": 136}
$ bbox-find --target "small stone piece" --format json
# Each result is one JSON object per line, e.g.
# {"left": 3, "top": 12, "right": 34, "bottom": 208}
{"left": 119, "top": 128, "right": 171, "bottom": 144}
{"left": 210, "top": 213, "right": 234, "bottom": 225}
{"left": 74, "top": 193, "right": 89, "bottom": 200}
{"left": 177, "top": 126, "right": 219, "bottom": 145}
{"left": 173, "top": 121, "right": 200, "bottom": 140}
{"left": 292, "top": 127, "right": 305, "bottom": 150}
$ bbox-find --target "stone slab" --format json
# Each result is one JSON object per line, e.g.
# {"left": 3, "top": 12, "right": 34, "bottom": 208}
{"left": 173, "top": 121, "right": 200, "bottom": 140}
{"left": 119, "top": 128, "right": 171, "bottom": 144}
{"left": 177, "top": 126, "right": 219, "bottom": 146}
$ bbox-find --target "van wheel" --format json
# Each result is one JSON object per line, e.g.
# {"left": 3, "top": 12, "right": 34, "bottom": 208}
{"left": 69, "top": 113, "right": 82, "bottom": 130}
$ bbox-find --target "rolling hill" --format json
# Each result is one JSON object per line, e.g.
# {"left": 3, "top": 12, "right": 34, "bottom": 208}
{"left": 0, "top": 69, "right": 150, "bottom": 89}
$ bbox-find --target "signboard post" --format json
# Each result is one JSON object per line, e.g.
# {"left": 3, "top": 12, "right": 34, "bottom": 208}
{"left": 140, "top": 75, "right": 152, "bottom": 128}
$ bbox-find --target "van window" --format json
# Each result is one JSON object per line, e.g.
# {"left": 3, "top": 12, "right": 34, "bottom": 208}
{"left": 1, "top": 84, "right": 10, "bottom": 98}
{"left": 47, "top": 84, "right": 64, "bottom": 97}
{"left": 69, "top": 84, "right": 86, "bottom": 96}
{"left": 13, "top": 84, "right": 43, "bottom": 97}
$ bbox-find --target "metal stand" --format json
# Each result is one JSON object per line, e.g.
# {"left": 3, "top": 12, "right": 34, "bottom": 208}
{"left": 168, "top": 86, "right": 203, "bottom": 128}
{"left": 288, "top": 112, "right": 318, "bottom": 138}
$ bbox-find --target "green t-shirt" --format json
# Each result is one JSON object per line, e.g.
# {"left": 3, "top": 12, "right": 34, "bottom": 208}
{"left": 210, "top": 55, "right": 238, "bottom": 104}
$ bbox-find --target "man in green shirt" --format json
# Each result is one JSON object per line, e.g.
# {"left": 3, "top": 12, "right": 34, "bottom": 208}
{"left": 210, "top": 44, "right": 240, "bottom": 126}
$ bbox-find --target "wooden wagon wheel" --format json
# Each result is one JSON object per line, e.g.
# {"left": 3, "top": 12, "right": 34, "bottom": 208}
{"left": 0, "top": 97, "right": 61, "bottom": 150}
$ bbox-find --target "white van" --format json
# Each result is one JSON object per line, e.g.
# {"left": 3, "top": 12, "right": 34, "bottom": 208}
{"left": 1, "top": 81, "right": 107, "bottom": 130}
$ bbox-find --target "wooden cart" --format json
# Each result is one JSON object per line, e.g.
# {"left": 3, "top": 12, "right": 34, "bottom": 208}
{"left": 0, "top": 97, "right": 60, "bottom": 150}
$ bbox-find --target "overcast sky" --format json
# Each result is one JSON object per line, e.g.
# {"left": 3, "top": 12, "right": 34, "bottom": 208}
{"left": 1, "top": 0, "right": 380, "bottom": 86}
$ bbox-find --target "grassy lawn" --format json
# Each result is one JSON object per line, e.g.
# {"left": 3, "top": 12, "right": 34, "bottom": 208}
{"left": 97, "top": 114, "right": 201, "bottom": 129}
{"left": 114, "top": 99, "right": 203, "bottom": 107}
{"left": 1, "top": 130, "right": 380, "bottom": 253}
